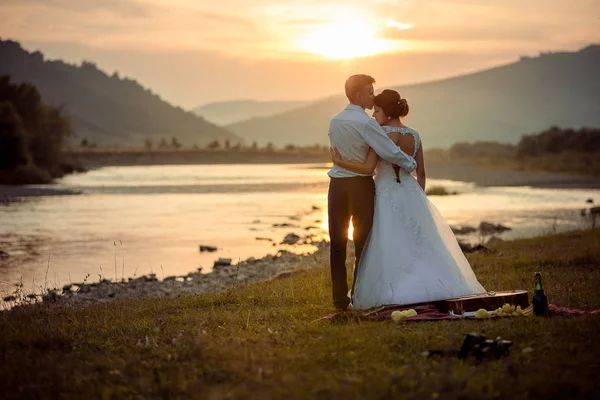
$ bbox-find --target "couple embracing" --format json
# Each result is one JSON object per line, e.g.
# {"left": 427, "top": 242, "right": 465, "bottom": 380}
{"left": 327, "top": 74, "right": 486, "bottom": 311}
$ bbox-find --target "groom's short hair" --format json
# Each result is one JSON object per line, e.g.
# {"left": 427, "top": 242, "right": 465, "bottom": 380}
{"left": 345, "top": 74, "right": 375, "bottom": 102}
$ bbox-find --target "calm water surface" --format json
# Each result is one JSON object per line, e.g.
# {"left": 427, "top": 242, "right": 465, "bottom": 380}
{"left": 1, "top": 164, "right": 597, "bottom": 296}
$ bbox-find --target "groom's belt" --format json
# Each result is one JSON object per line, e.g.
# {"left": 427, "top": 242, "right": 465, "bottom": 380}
{"left": 329, "top": 175, "right": 374, "bottom": 180}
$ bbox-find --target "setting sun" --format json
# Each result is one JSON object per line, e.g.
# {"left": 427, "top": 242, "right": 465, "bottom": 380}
{"left": 295, "top": 18, "right": 396, "bottom": 59}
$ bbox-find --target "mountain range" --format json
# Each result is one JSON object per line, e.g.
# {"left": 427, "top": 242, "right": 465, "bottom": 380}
{"left": 193, "top": 100, "right": 308, "bottom": 126}
{"left": 226, "top": 45, "right": 600, "bottom": 148}
{"left": 0, "top": 39, "right": 238, "bottom": 147}
{"left": 2, "top": 38, "right": 598, "bottom": 149}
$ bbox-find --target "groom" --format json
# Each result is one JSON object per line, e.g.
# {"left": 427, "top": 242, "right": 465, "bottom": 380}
{"left": 328, "top": 74, "right": 417, "bottom": 311}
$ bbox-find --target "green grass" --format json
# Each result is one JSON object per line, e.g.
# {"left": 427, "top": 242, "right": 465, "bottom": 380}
{"left": 2, "top": 230, "right": 600, "bottom": 399}
{"left": 425, "top": 186, "right": 457, "bottom": 196}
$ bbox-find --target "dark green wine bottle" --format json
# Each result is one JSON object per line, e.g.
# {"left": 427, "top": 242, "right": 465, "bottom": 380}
{"left": 532, "top": 272, "right": 548, "bottom": 316}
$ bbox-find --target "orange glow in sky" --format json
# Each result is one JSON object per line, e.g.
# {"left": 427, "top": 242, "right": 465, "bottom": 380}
{"left": 294, "top": 12, "right": 407, "bottom": 59}
{"left": 1, "top": 0, "right": 596, "bottom": 106}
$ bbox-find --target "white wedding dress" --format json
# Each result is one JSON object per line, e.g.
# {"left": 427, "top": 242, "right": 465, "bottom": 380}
{"left": 352, "top": 126, "right": 486, "bottom": 309}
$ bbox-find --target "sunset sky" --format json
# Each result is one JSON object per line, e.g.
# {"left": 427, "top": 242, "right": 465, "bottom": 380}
{"left": 1, "top": 0, "right": 598, "bottom": 107}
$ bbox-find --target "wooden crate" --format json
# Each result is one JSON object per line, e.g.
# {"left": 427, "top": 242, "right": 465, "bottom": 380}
{"left": 433, "top": 290, "right": 529, "bottom": 314}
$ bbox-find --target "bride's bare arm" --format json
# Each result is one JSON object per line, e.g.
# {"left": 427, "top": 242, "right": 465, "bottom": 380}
{"left": 330, "top": 147, "right": 379, "bottom": 174}
{"left": 415, "top": 143, "right": 426, "bottom": 191}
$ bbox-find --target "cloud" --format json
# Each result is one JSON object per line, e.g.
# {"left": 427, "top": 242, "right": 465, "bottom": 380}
{"left": 2, "top": 0, "right": 154, "bottom": 17}
{"left": 193, "top": 11, "right": 254, "bottom": 27}
{"left": 1, "top": 0, "right": 598, "bottom": 107}
{"left": 0, "top": 0, "right": 261, "bottom": 53}
{"left": 380, "top": 23, "right": 553, "bottom": 42}
{"left": 16, "top": 38, "right": 533, "bottom": 109}
{"left": 2, "top": 0, "right": 597, "bottom": 57}
{"left": 378, "top": 0, "right": 599, "bottom": 51}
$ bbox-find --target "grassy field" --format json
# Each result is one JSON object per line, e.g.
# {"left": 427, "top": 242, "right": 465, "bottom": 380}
{"left": 2, "top": 229, "right": 600, "bottom": 399}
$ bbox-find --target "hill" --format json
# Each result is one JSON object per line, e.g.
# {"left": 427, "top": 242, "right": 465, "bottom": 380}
{"left": 0, "top": 39, "right": 238, "bottom": 147}
{"left": 227, "top": 45, "right": 600, "bottom": 147}
{"left": 193, "top": 99, "right": 308, "bottom": 126}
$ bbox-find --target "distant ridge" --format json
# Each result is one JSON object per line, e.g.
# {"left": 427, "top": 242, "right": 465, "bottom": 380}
{"left": 193, "top": 99, "right": 308, "bottom": 126}
{"left": 227, "top": 45, "right": 600, "bottom": 147}
{"left": 0, "top": 39, "right": 239, "bottom": 146}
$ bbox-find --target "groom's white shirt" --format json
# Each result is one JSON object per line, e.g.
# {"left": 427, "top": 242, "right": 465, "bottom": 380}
{"left": 328, "top": 104, "right": 417, "bottom": 178}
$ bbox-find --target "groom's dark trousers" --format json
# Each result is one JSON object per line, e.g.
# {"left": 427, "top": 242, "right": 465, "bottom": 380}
{"left": 328, "top": 176, "right": 375, "bottom": 310}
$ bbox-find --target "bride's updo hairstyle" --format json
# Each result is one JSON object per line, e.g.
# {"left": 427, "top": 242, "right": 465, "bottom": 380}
{"left": 374, "top": 89, "right": 409, "bottom": 119}
{"left": 375, "top": 89, "right": 409, "bottom": 184}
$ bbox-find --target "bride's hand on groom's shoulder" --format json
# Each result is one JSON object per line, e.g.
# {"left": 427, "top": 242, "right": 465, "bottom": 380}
{"left": 329, "top": 147, "right": 343, "bottom": 165}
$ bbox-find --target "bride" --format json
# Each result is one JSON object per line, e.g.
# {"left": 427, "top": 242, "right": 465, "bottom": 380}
{"left": 330, "top": 89, "right": 486, "bottom": 309}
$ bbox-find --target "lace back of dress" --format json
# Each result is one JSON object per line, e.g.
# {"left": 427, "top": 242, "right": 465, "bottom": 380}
{"left": 385, "top": 126, "right": 419, "bottom": 184}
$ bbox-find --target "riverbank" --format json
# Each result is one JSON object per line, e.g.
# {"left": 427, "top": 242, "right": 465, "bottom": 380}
{"left": 1, "top": 229, "right": 599, "bottom": 399}
{"left": 0, "top": 153, "right": 598, "bottom": 200}
{"left": 424, "top": 161, "right": 600, "bottom": 189}
{"left": 62, "top": 148, "right": 331, "bottom": 168}
{"left": 0, "top": 185, "right": 81, "bottom": 199}
{"left": 1, "top": 243, "right": 329, "bottom": 308}
{"left": 0, "top": 220, "right": 549, "bottom": 307}
{"left": 61, "top": 148, "right": 600, "bottom": 189}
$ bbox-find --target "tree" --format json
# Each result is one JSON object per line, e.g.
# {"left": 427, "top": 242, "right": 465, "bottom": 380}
{"left": 251, "top": 141, "right": 258, "bottom": 151}
{"left": 0, "top": 75, "right": 73, "bottom": 184}
{"left": 0, "top": 101, "right": 29, "bottom": 170}
{"left": 31, "top": 105, "right": 72, "bottom": 172}
{"left": 80, "top": 139, "right": 89, "bottom": 147}
{"left": 171, "top": 136, "right": 182, "bottom": 149}
{"left": 158, "top": 138, "right": 168, "bottom": 148}
{"left": 144, "top": 139, "right": 153, "bottom": 150}
{"left": 81, "top": 61, "right": 99, "bottom": 71}
{"left": 207, "top": 140, "right": 220, "bottom": 150}
{"left": 225, "top": 139, "right": 230, "bottom": 150}
{"left": 265, "top": 142, "right": 274, "bottom": 152}
{"left": 516, "top": 127, "right": 600, "bottom": 158}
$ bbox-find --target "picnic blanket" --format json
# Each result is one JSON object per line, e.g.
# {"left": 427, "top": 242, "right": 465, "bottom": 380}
{"left": 311, "top": 303, "right": 600, "bottom": 324}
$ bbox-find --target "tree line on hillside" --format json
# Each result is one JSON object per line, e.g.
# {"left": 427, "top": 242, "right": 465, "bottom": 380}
{"left": 442, "top": 127, "right": 600, "bottom": 177}
{"left": 0, "top": 40, "right": 236, "bottom": 147}
{"left": 76, "top": 137, "right": 330, "bottom": 153}
{"left": 0, "top": 75, "right": 79, "bottom": 184}
{"left": 75, "top": 126, "right": 599, "bottom": 165}
{"left": 445, "top": 127, "right": 600, "bottom": 159}
{"left": 516, "top": 126, "right": 600, "bottom": 157}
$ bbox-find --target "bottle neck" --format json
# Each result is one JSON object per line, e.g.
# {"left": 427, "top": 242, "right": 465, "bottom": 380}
{"left": 535, "top": 275, "right": 543, "bottom": 291}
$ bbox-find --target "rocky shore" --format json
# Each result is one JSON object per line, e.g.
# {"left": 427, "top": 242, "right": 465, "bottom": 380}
{"left": 2, "top": 241, "right": 331, "bottom": 309}
{"left": 1, "top": 218, "right": 520, "bottom": 310}
{"left": 0, "top": 185, "right": 81, "bottom": 201}
{"left": 6, "top": 202, "right": 595, "bottom": 311}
